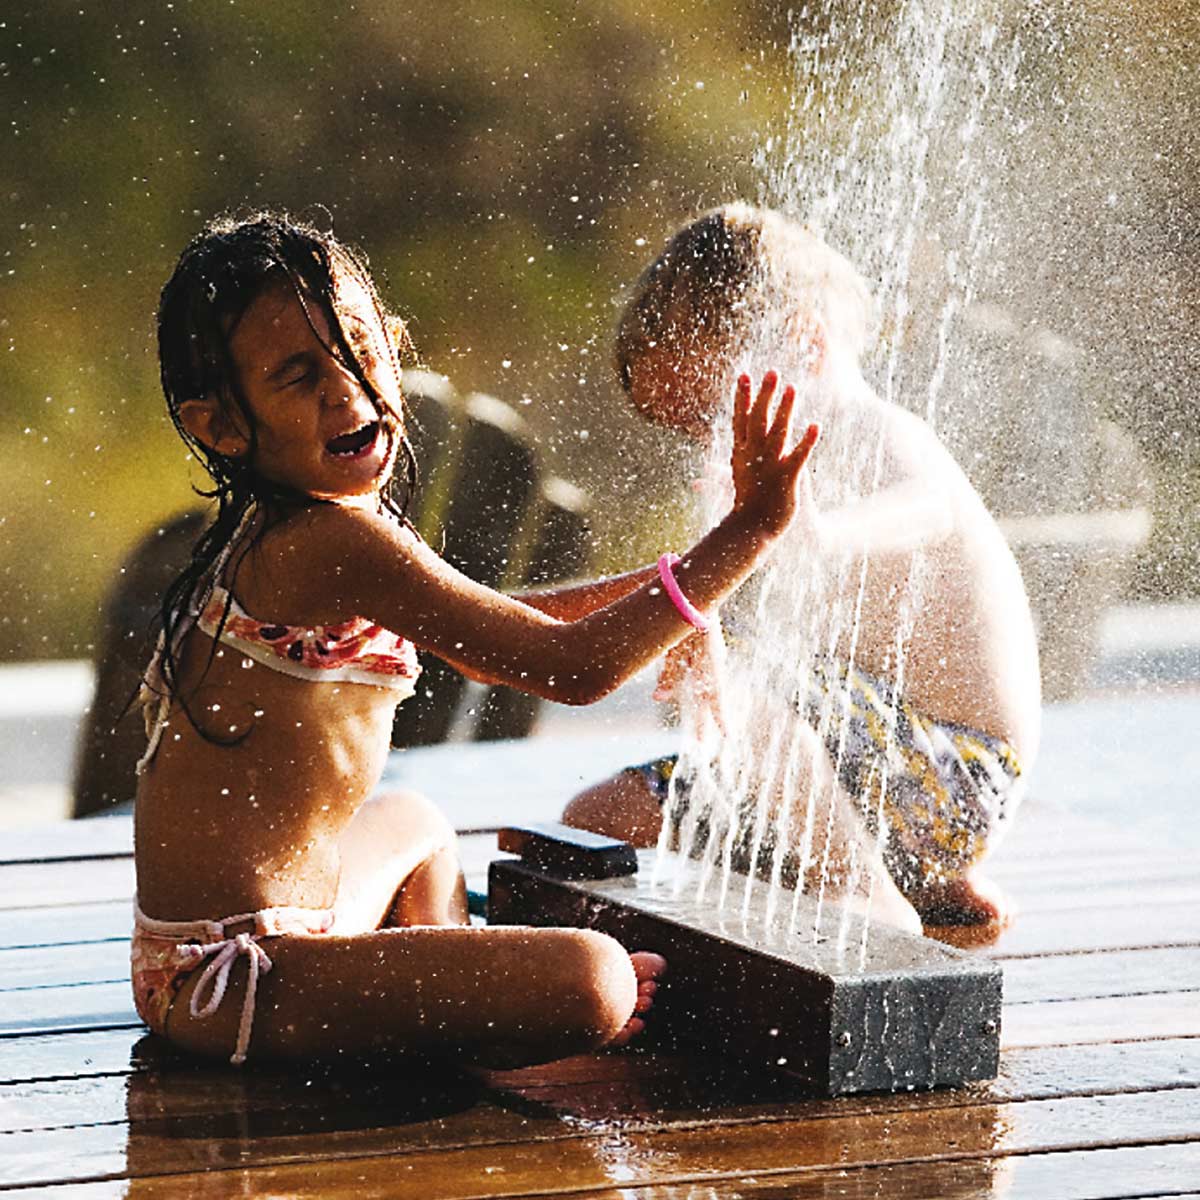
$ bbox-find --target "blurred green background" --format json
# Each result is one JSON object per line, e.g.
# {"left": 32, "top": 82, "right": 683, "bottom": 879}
{"left": 2, "top": 0, "right": 1197, "bottom": 665}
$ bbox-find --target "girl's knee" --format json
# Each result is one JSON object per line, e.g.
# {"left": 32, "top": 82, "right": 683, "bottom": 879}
{"left": 553, "top": 928, "right": 638, "bottom": 1045}
{"left": 364, "top": 788, "right": 454, "bottom": 842}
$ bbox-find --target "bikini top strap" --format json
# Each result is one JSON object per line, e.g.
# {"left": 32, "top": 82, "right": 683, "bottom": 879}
{"left": 135, "top": 506, "right": 259, "bottom": 776}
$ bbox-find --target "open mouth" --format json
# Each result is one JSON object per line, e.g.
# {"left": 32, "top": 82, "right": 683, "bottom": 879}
{"left": 325, "top": 420, "right": 381, "bottom": 458}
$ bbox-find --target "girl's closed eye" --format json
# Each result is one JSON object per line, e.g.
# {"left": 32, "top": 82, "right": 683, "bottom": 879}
{"left": 284, "top": 364, "right": 315, "bottom": 389}
{"left": 270, "top": 356, "right": 316, "bottom": 391}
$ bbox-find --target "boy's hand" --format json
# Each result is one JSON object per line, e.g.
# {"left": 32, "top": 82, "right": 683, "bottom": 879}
{"left": 731, "top": 372, "right": 819, "bottom": 539}
{"left": 654, "top": 625, "right": 727, "bottom": 732}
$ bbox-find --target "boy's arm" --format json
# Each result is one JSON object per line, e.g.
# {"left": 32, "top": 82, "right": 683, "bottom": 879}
{"left": 805, "top": 475, "right": 957, "bottom": 559}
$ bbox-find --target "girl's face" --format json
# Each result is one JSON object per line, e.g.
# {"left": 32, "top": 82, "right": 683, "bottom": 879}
{"left": 226, "top": 273, "right": 400, "bottom": 503}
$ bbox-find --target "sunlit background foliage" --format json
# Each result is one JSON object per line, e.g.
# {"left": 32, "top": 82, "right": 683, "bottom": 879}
{"left": 1, "top": 0, "right": 1196, "bottom": 663}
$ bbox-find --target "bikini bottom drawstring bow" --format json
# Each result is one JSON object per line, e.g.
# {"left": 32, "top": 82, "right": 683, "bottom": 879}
{"left": 188, "top": 932, "right": 273, "bottom": 1065}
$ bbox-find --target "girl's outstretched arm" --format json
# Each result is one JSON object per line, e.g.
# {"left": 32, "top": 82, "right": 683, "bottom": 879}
{"left": 304, "top": 374, "right": 818, "bottom": 705}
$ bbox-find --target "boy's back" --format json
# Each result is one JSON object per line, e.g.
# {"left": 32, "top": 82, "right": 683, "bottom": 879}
{"left": 805, "top": 381, "right": 1041, "bottom": 765}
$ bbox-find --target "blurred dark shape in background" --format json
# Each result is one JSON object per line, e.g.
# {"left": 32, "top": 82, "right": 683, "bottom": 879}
{"left": 0, "top": 0, "right": 1196, "bottom": 664}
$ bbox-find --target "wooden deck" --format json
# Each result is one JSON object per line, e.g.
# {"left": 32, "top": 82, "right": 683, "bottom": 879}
{"left": 3, "top": 737, "right": 1200, "bottom": 1197}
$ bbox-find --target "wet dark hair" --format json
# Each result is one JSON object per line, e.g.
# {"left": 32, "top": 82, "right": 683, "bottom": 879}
{"left": 615, "top": 207, "right": 762, "bottom": 394}
{"left": 615, "top": 203, "right": 873, "bottom": 397}
{"left": 152, "top": 210, "right": 418, "bottom": 737}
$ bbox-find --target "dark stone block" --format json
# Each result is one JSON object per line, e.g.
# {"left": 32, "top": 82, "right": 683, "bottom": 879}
{"left": 488, "top": 832, "right": 1001, "bottom": 1096}
{"left": 496, "top": 822, "right": 639, "bottom": 880}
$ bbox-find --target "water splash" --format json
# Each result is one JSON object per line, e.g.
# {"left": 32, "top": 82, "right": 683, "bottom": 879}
{"left": 656, "top": 0, "right": 1026, "bottom": 959}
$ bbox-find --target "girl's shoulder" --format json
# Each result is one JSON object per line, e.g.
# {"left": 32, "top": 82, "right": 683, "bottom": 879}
{"left": 236, "top": 502, "right": 419, "bottom": 625}
{"left": 258, "top": 500, "right": 411, "bottom": 555}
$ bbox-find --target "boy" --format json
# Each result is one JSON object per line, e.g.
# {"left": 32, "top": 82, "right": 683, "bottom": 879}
{"left": 564, "top": 205, "right": 1041, "bottom": 937}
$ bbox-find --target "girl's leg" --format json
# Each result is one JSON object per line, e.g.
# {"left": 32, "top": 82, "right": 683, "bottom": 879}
{"left": 333, "top": 789, "right": 467, "bottom": 932}
{"left": 164, "top": 924, "right": 641, "bottom": 1067}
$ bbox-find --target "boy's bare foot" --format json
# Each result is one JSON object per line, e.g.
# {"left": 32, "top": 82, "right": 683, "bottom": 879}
{"left": 606, "top": 951, "right": 667, "bottom": 1048}
{"left": 913, "top": 874, "right": 1013, "bottom": 947}
{"left": 911, "top": 873, "right": 1011, "bottom": 926}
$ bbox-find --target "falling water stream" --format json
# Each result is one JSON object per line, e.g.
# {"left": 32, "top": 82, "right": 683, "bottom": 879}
{"left": 652, "top": 0, "right": 1026, "bottom": 966}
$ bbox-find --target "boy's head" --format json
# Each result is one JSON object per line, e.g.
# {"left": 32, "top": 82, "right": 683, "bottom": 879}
{"left": 615, "top": 204, "right": 873, "bottom": 435}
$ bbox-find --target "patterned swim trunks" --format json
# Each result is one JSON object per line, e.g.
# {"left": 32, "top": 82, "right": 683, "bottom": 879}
{"left": 627, "top": 658, "right": 1022, "bottom": 894}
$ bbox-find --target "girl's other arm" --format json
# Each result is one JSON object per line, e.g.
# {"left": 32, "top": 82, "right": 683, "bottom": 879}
{"left": 513, "top": 567, "right": 659, "bottom": 620}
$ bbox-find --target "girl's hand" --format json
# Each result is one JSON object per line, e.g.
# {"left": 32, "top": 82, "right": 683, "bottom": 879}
{"left": 730, "top": 372, "right": 819, "bottom": 539}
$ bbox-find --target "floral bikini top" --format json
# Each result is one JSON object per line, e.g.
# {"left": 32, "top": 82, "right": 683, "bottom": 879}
{"left": 196, "top": 584, "right": 420, "bottom": 689}
{"left": 136, "top": 510, "right": 420, "bottom": 773}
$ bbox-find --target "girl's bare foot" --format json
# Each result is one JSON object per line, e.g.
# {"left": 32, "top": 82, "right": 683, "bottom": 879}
{"left": 606, "top": 951, "right": 667, "bottom": 1048}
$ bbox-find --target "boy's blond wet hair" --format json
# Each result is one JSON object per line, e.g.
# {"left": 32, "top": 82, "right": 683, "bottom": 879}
{"left": 615, "top": 203, "right": 874, "bottom": 391}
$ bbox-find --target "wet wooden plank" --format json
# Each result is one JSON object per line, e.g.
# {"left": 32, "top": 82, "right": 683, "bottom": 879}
{"left": 5, "top": 1085, "right": 1200, "bottom": 1195}
{"left": 5, "top": 1038, "right": 1199, "bottom": 1137}
{"left": 1002, "top": 991, "right": 1200, "bottom": 1049}
{"left": 9, "top": 1021, "right": 1200, "bottom": 1103}
{"left": 1000, "top": 872, "right": 1200, "bottom": 915}
{"left": 0, "top": 819, "right": 132, "bottom": 867}
{"left": 516, "top": 1143, "right": 1200, "bottom": 1199}
{"left": 484, "top": 1039, "right": 1200, "bottom": 1127}
{"left": 7, "top": 1144, "right": 1200, "bottom": 1199}
{"left": 1, "top": 1028, "right": 150, "bottom": 1084}
{"left": 490, "top": 1038, "right": 1200, "bottom": 1115}
{"left": 0, "top": 902, "right": 130, "bottom": 951}
{"left": 987, "top": 810, "right": 1165, "bottom": 860}
{"left": 0, "top": 980, "right": 137, "bottom": 1037}
{"left": 0, "top": 860, "right": 134, "bottom": 911}
{"left": 1003, "top": 945, "right": 1200, "bottom": 1003}
{"left": 0, "top": 1063, "right": 530, "bottom": 1145}
{"left": 989, "top": 842, "right": 1180, "bottom": 878}
{"left": 0, "top": 941, "right": 129, "bottom": 991}
{"left": 986, "top": 900, "right": 1200, "bottom": 957}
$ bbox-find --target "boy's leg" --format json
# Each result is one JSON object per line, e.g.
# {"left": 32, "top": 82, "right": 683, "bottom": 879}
{"left": 874, "top": 722, "right": 1022, "bottom": 938}
{"left": 562, "top": 769, "right": 665, "bottom": 848}
{"left": 765, "top": 721, "right": 922, "bottom": 935}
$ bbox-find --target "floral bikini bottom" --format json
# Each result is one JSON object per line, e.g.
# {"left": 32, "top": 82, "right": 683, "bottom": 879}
{"left": 131, "top": 902, "right": 334, "bottom": 1064}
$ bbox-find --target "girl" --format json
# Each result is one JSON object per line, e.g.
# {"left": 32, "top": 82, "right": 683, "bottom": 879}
{"left": 132, "top": 211, "right": 819, "bottom": 1067}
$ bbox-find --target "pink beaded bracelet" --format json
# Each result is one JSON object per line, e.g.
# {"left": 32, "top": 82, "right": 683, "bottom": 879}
{"left": 657, "top": 552, "right": 710, "bottom": 633}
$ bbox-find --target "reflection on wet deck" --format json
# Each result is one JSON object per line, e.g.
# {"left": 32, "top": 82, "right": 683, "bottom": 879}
{"left": 3, "top": 716, "right": 1200, "bottom": 1197}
